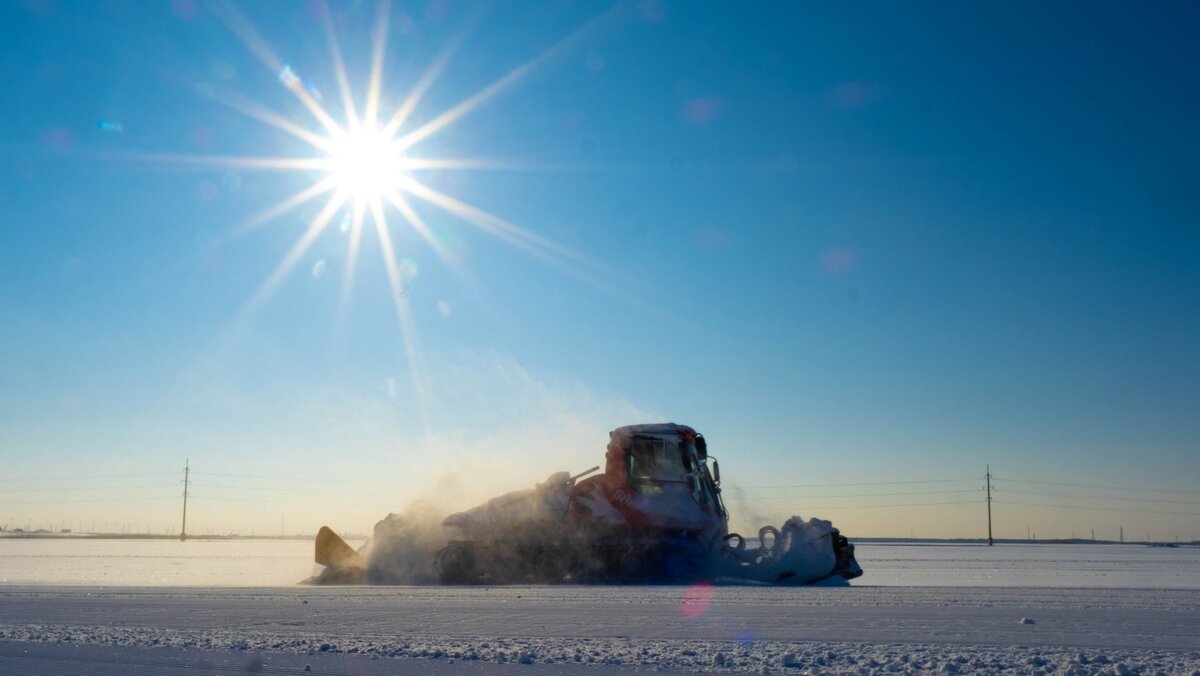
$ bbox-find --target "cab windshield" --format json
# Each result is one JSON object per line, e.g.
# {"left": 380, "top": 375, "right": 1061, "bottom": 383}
{"left": 626, "top": 438, "right": 720, "bottom": 512}
{"left": 627, "top": 438, "right": 688, "bottom": 485}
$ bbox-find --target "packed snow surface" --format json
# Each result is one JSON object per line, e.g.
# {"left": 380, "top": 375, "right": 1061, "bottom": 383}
{"left": 3, "top": 540, "right": 1199, "bottom": 672}
{"left": 3, "top": 538, "right": 1199, "bottom": 588}
{"left": 864, "top": 541, "right": 1200, "bottom": 588}
{"left": 1, "top": 585, "right": 1198, "bottom": 674}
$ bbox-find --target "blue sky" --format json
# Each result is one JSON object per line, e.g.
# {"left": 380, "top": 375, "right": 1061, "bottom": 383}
{"left": 1, "top": 1, "right": 1197, "bottom": 539}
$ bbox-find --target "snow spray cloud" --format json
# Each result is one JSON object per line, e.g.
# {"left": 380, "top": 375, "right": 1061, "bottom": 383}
{"left": 352, "top": 466, "right": 526, "bottom": 585}
{"left": 722, "top": 484, "right": 775, "bottom": 537}
{"left": 359, "top": 503, "right": 449, "bottom": 584}
{"left": 164, "top": 347, "right": 656, "bottom": 536}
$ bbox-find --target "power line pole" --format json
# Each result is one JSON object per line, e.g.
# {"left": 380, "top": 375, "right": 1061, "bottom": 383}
{"left": 985, "top": 465, "right": 994, "bottom": 546}
{"left": 180, "top": 460, "right": 190, "bottom": 542}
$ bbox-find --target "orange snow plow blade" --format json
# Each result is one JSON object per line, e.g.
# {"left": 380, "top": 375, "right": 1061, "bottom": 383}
{"left": 313, "top": 526, "right": 366, "bottom": 584}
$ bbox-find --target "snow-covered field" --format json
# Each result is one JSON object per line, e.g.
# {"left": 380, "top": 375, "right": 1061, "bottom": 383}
{"left": 0, "top": 538, "right": 321, "bottom": 587}
{"left": 864, "top": 542, "right": 1200, "bottom": 589}
{"left": 1, "top": 539, "right": 1199, "bottom": 673}
{"left": 4, "top": 538, "right": 1199, "bottom": 588}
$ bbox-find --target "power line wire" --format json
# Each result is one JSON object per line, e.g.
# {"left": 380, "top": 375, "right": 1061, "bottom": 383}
{"left": 0, "top": 484, "right": 180, "bottom": 494}
{"left": 996, "top": 488, "right": 1200, "bottom": 506}
{"left": 191, "top": 471, "right": 423, "bottom": 486}
{"left": 194, "top": 482, "right": 393, "bottom": 497}
{"left": 737, "top": 478, "right": 979, "bottom": 489}
{"left": 995, "top": 477, "right": 1200, "bottom": 495}
{"left": 741, "top": 489, "right": 982, "bottom": 500}
{"left": 0, "top": 471, "right": 180, "bottom": 483}
{"left": 995, "top": 500, "right": 1200, "bottom": 517}
{"left": 189, "top": 495, "right": 399, "bottom": 509}
{"left": 753, "top": 499, "right": 982, "bottom": 510}
{"left": 0, "top": 496, "right": 180, "bottom": 506}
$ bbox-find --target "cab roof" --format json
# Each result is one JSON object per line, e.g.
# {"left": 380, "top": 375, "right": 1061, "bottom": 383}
{"left": 610, "top": 423, "right": 698, "bottom": 441}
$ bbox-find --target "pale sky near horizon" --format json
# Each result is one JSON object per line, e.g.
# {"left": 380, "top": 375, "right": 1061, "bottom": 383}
{"left": 1, "top": 1, "right": 1197, "bottom": 541}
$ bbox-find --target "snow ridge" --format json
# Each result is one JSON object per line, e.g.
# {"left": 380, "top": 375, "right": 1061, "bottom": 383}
{"left": 3, "top": 623, "right": 1198, "bottom": 674}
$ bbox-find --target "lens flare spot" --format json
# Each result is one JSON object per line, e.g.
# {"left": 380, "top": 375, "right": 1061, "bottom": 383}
{"left": 437, "top": 300, "right": 452, "bottom": 317}
{"left": 822, "top": 247, "right": 856, "bottom": 273}
{"left": 278, "top": 64, "right": 299, "bottom": 88}
{"left": 682, "top": 97, "right": 723, "bottom": 124}
{"left": 828, "top": 81, "right": 882, "bottom": 110}
{"left": 221, "top": 171, "right": 242, "bottom": 192}
{"left": 198, "top": 181, "right": 220, "bottom": 201}
{"left": 172, "top": 0, "right": 199, "bottom": 21}
{"left": 312, "top": 259, "right": 327, "bottom": 278}
{"left": 680, "top": 581, "right": 715, "bottom": 619}
{"left": 191, "top": 125, "right": 214, "bottom": 149}
{"left": 210, "top": 59, "right": 237, "bottom": 81}
{"left": 399, "top": 257, "right": 418, "bottom": 280}
{"left": 40, "top": 127, "right": 77, "bottom": 152}
{"left": 639, "top": 0, "right": 666, "bottom": 22}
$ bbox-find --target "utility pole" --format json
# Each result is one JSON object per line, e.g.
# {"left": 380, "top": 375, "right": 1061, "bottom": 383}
{"left": 180, "top": 460, "right": 190, "bottom": 542}
{"left": 985, "top": 465, "right": 994, "bottom": 546}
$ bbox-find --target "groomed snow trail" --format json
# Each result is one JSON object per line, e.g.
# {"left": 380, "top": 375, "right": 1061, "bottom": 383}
{"left": 1, "top": 585, "right": 1199, "bottom": 674}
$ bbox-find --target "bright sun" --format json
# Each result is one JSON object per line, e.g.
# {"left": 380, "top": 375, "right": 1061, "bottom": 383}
{"left": 324, "top": 123, "right": 404, "bottom": 206}
{"left": 172, "top": 0, "right": 621, "bottom": 422}
{"left": 190, "top": 0, "right": 619, "bottom": 313}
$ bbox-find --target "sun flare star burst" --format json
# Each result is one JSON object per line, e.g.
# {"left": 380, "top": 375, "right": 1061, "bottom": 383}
{"left": 322, "top": 123, "right": 407, "bottom": 207}
{"left": 157, "top": 1, "right": 627, "bottom": 431}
